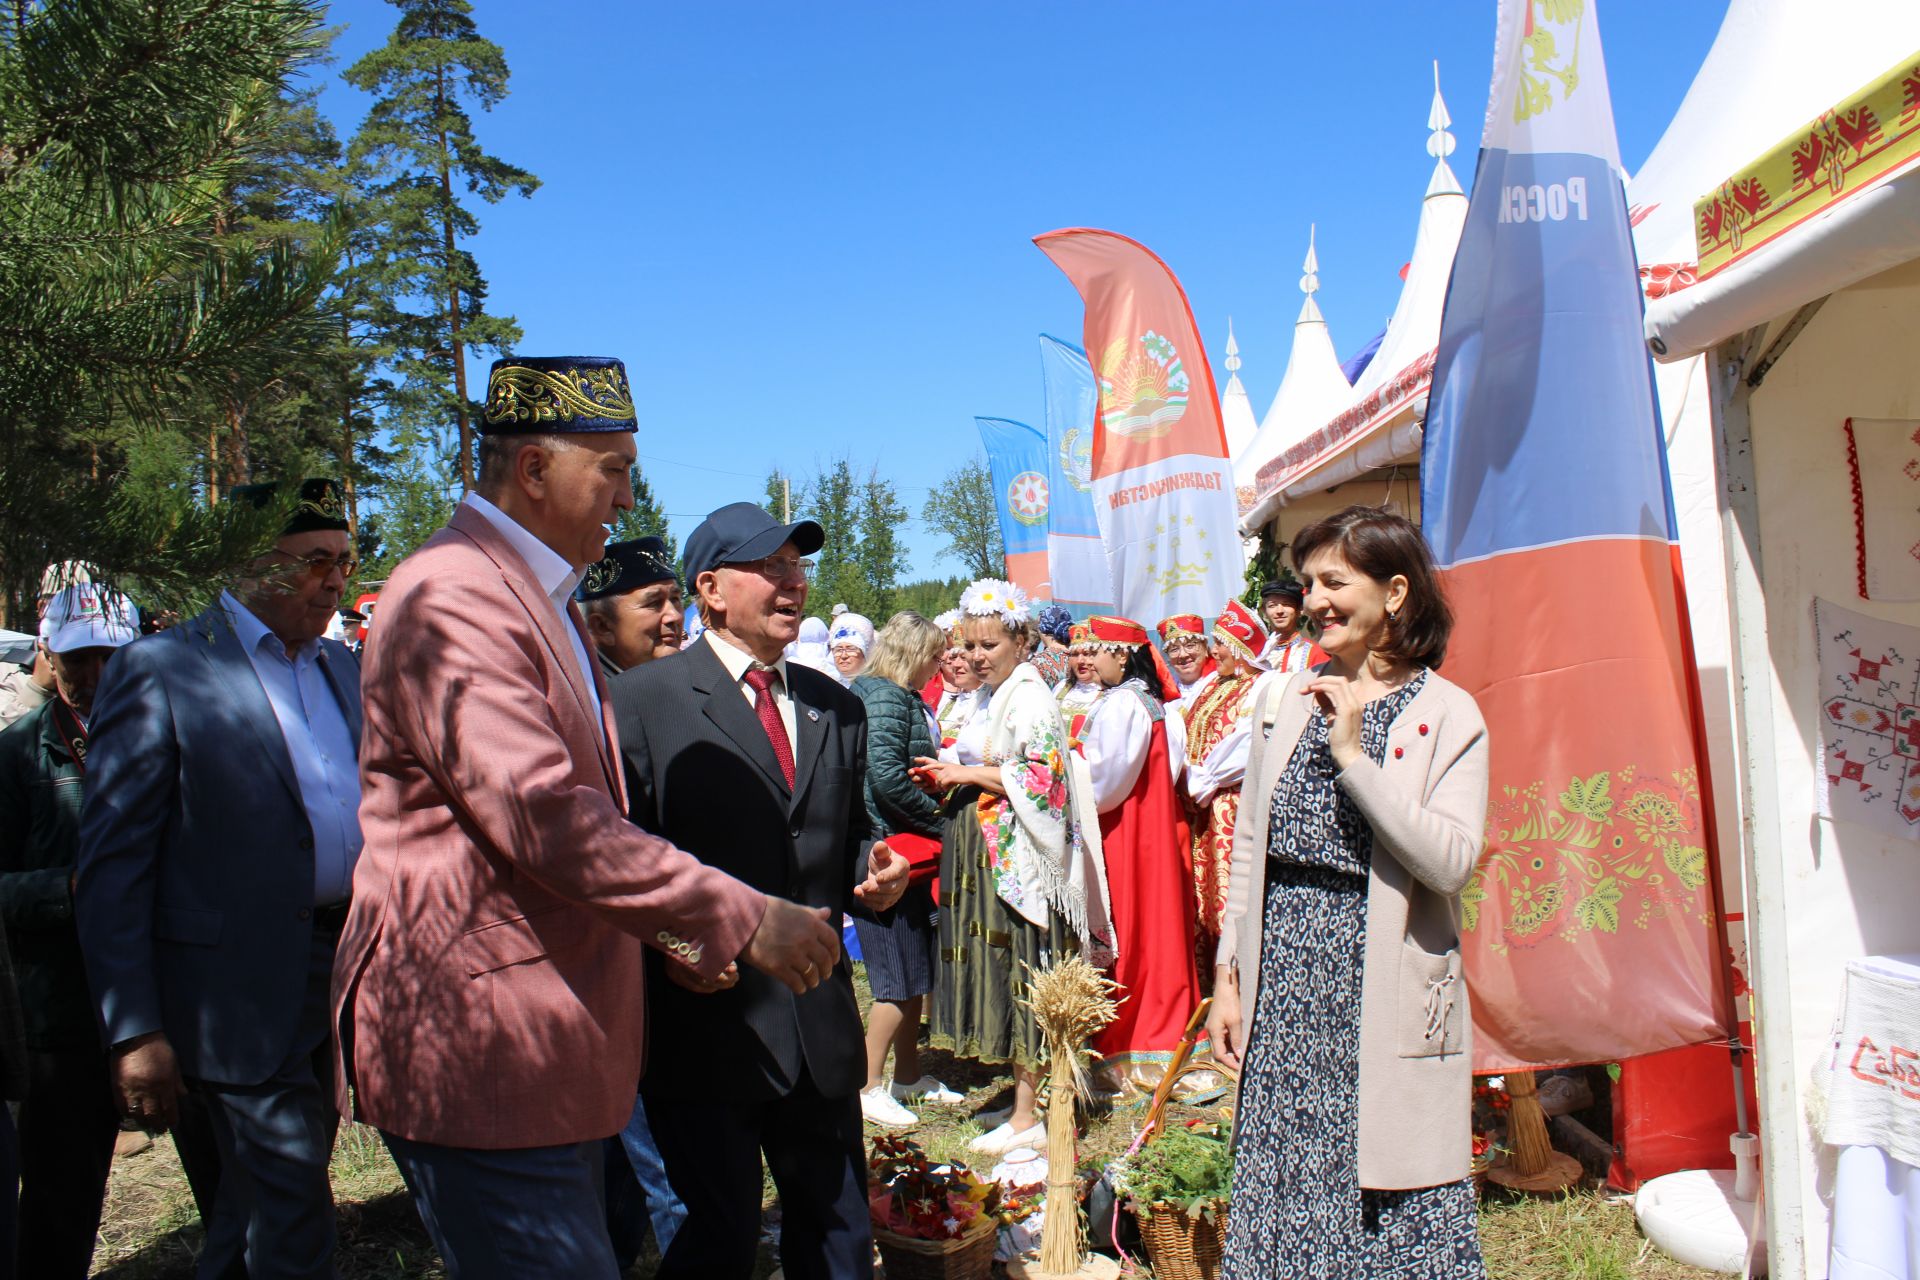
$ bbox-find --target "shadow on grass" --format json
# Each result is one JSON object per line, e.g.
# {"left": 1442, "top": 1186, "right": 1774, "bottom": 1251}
{"left": 93, "top": 1190, "right": 443, "bottom": 1280}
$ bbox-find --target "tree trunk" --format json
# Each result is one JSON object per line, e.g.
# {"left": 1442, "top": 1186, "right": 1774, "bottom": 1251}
{"left": 434, "top": 66, "right": 473, "bottom": 493}
{"left": 339, "top": 297, "right": 359, "bottom": 544}
{"left": 208, "top": 421, "right": 221, "bottom": 504}
{"left": 224, "top": 384, "right": 249, "bottom": 487}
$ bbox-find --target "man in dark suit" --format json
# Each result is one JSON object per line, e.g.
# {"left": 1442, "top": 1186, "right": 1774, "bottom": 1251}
{"left": 611, "top": 502, "right": 908, "bottom": 1280}
{"left": 77, "top": 478, "right": 362, "bottom": 1280}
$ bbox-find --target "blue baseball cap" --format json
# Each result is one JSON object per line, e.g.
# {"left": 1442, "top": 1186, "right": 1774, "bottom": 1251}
{"left": 682, "top": 502, "right": 824, "bottom": 583}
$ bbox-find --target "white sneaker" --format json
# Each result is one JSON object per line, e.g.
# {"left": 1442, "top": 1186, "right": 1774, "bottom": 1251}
{"left": 890, "top": 1076, "right": 964, "bottom": 1105}
{"left": 967, "top": 1118, "right": 1046, "bottom": 1156}
{"left": 974, "top": 1102, "right": 1043, "bottom": 1130}
{"left": 860, "top": 1086, "right": 918, "bottom": 1128}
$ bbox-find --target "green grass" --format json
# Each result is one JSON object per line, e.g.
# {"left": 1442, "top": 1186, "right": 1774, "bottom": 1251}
{"left": 89, "top": 965, "right": 1725, "bottom": 1278}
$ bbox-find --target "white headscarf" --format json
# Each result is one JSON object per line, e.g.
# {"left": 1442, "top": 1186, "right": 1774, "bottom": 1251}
{"left": 788, "top": 616, "right": 835, "bottom": 676}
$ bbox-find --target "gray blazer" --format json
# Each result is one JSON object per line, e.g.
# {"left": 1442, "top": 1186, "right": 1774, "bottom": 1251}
{"left": 1217, "top": 665, "right": 1488, "bottom": 1190}
{"left": 76, "top": 608, "right": 362, "bottom": 1085}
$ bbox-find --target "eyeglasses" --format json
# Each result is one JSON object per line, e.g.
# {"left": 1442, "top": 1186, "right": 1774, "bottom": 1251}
{"left": 269, "top": 549, "right": 358, "bottom": 581}
{"left": 733, "top": 555, "right": 814, "bottom": 581}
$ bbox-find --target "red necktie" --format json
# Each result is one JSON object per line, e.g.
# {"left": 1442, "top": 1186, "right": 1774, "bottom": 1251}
{"left": 743, "top": 665, "right": 796, "bottom": 789}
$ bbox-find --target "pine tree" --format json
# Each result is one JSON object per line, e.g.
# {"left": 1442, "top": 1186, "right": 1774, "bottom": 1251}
{"left": 345, "top": 0, "right": 537, "bottom": 494}
{"left": 804, "top": 459, "right": 862, "bottom": 614}
{"left": 0, "top": 0, "right": 342, "bottom": 618}
{"left": 610, "top": 465, "right": 678, "bottom": 560}
{"left": 923, "top": 458, "right": 1003, "bottom": 579}
{"left": 853, "top": 468, "right": 909, "bottom": 618}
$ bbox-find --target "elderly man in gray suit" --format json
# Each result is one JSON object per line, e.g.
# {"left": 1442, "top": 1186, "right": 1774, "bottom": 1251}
{"left": 77, "top": 479, "right": 361, "bottom": 1280}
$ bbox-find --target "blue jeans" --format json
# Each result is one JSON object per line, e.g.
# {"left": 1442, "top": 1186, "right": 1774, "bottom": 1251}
{"left": 606, "top": 1094, "right": 686, "bottom": 1266}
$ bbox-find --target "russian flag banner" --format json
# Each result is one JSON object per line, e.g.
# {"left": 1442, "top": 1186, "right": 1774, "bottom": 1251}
{"left": 1421, "top": 0, "right": 1730, "bottom": 1069}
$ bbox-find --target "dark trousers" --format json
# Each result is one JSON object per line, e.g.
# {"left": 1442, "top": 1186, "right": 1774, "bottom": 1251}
{"left": 0, "top": 1101, "right": 18, "bottom": 1280}
{"left": 17, "top": 1046, "right": 119, "bottom": 1278}
{"left": 383, "top": 1132, "right": 619, "bottom": 1280}
{"left": 646, "top": 1074, "right": 871, "bottom": 1280}
{"left": 171, "top": 1090, "right": 248, "bottom": 1280}
{"left": 191, "top": 930, "right": 340, "bottom": 1280}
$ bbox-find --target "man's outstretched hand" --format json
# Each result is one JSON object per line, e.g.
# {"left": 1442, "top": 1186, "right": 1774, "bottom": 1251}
{"left": 741, "top": 898, "right": 840, "bottom": 994}
{"left": 853, "top": 839, "right": 908, "bottom": 912}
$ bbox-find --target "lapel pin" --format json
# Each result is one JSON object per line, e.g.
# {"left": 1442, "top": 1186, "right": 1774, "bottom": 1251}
{"left": 806, "top": 708, "right": 821, "bottom": 722}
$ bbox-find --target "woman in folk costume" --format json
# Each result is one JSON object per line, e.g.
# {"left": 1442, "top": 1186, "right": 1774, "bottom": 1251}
{"left": 787, "top": 615, "right": 835, "bottom": 677}
{"left": 930, "top": 610, "right": 983, "bottom": 750}
{"left": 1157, "top": 613, "right": 1216, "bottom": 714}
{"left": 1183, "top": 600, "right": 1269, "bottom": 970}
{"left": 1077, "top": 616, "right": 1201, "bottom": 1093}
{"left": 827, "top": 611, "right": 876, "bottom": 686}
{"left": 1055, "top": 622, "right": 1104, "bottom": 744}
{"left": 1207, "top": 506, "right": 1489, "bottom": 1279}
{"left": 912, "top": 580, "right": 1113, "bottom": 1157}
{"left": 1029, "top": 604, "right": 1074, "bottom": 688}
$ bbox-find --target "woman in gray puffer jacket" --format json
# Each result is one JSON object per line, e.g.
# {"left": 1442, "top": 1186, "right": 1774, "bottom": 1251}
{"left": 849, "top": 612, "right": 963, "bottom": 1127}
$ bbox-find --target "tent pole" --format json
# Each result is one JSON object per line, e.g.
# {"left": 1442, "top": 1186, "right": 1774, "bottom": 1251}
{"left": 1712, "top": 331, "right": 1803, "bottom": 1280}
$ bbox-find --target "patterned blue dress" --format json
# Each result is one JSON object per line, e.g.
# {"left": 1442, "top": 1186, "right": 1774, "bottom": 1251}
{"left": 1221, "top": 670, "right": 1485, "bottom": 1279}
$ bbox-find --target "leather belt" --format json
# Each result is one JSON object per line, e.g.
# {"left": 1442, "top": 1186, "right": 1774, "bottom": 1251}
{"left": 312, "top": 900, "right": 352, "bottom": 935}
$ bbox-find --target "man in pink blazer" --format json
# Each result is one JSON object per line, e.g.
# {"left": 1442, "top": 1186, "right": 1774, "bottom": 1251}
{"left": 331, "top": 355, "right": 842, "bottom": 1280}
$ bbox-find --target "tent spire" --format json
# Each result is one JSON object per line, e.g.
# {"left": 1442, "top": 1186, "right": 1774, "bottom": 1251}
{"left": 1224, "top": 316, "right": 1242, "bottom": 373}
{"left": 1298, "top": 224, "right": 1324, "bottom": 323}
{"left": 1427, "top": 60, "right": 1463, "bottom": 198}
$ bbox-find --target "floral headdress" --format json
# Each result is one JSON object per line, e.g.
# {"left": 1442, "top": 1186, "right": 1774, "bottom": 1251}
{"left": 933, "top": 608, "right": 963, "bottom": 638}
{"left": 957, "top": 577, "right": 1031, "bottom": 628}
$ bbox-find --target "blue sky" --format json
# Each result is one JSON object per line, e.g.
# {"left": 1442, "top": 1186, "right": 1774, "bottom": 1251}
{"left": 311, "top": 0, "right": 1728, "bottom": 579}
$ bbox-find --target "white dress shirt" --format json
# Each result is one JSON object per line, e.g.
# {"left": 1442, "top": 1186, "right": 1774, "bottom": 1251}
{"left": 221, "top": 591, "right": 362, "bottom": 904}
{"left": 462, "top": 492, "right": 599, "bottom": 724}
{"left": 704, "top": 630, "right": 798, "bottom": 754}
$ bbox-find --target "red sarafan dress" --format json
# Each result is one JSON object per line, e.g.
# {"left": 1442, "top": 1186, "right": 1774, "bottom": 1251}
{"left": 1079, "top": 679, "right": 1199, "bottom": 1092}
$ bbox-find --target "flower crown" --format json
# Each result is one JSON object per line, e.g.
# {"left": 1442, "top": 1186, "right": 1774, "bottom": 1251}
{"left": 958, "top": 578, "right": 1031, "bottom": 627}
{"left": 934, "top": 608, "right": 962, "bottom": 634}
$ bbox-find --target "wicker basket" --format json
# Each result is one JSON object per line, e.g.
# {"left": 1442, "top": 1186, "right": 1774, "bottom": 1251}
{"left": 1134, "top": 1199, "right": 1229, "bottom": 1280}
{"left": 873, "top": 1213, "right": 998, "bottom": 1280}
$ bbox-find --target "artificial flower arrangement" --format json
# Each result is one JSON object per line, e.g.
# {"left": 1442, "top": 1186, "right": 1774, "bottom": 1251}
{"left": 868, "top": 1135, "right": 1005, "bottom": 1241}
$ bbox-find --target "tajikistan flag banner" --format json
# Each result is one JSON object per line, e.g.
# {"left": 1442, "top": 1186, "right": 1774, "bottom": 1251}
{"left": 1421, "top": 0, "right": 1730, "bottom": 1069}
{"left": 1035, "top": 229, "right": 1242, "bottom": 627}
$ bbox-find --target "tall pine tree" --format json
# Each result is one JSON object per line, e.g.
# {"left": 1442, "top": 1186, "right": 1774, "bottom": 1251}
{"left": 346, "top": 0, "right": 537, "bottom": 493}
{"left": 0, "top": 0, "right": 341, "bottom": 617}
{"left": 853, "top": 467, "right": 909, "bottom": 618}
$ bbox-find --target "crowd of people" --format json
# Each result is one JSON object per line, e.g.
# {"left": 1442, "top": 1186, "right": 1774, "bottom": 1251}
{"left": 0, "top": 353, "right": 1491, "bottom": 1279}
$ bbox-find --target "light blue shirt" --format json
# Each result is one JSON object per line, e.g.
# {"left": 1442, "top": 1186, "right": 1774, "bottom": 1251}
{"left": 461, "top": 492, "right": 601, "bottom": 724}
{"left": 220, "top": 591, "right": 361, "bottom": 905}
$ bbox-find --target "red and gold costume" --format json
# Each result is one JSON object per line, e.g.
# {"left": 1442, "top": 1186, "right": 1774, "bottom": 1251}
{"left": 1184, "top": 601, "right": 1268, "bottom": 939}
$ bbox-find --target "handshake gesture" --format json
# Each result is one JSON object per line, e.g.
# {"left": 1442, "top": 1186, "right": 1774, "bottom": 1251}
{"left": 679, "top": 840, "right": 910, "bottom": 996}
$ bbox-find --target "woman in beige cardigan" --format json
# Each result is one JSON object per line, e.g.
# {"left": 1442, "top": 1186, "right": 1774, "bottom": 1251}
{"left": 1205, "top": 505, "right": 1489, "bottom": 1279}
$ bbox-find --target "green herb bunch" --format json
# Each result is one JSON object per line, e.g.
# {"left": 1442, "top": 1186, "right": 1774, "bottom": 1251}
{"left": 1119, "top": 1122, "right": 1232, "bottom": 1221}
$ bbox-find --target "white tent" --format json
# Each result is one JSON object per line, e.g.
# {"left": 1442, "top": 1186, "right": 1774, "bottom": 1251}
{"left": 1232, "top": 227, "right": 1351, "bottom": 508}
{"left": 1239, "top": 66, "right": 1466, "bottom": 534}
{"left": 1627, "top": 2, "right": 1920, "bottom": 1274}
